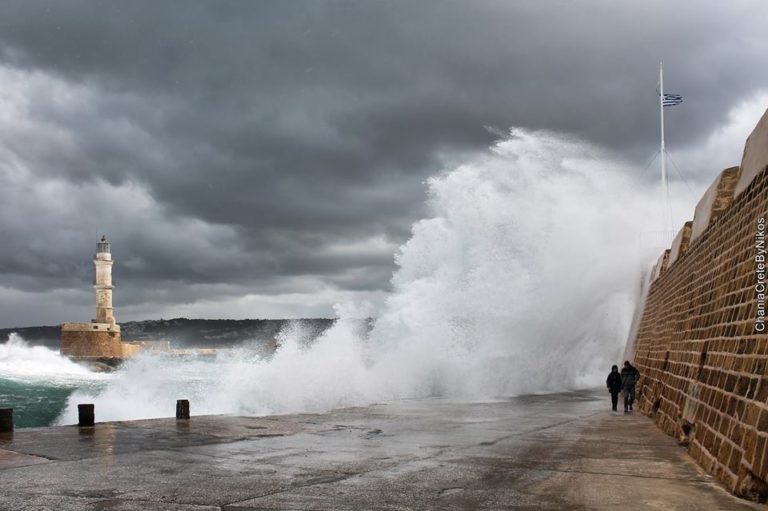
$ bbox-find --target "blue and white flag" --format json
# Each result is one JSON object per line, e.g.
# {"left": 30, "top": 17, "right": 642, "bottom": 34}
{"left": 662, "top": 93, "right": 683, "bottom": 107}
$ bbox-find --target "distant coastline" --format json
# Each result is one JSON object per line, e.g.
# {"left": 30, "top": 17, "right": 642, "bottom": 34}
{"left": 0, "top": 317, "right": 370, "bottom": 350}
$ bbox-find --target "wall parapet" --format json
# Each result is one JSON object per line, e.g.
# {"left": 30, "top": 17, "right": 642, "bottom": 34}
{"left": 691, "top": 166, "right": 741, "bottom": 243}
{"left": 668, "top": 221, "right": 692, "bottom": 267}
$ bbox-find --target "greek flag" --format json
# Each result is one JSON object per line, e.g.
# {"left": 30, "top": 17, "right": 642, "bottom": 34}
{"left": 662, "top": 93, "right": 683, "bottom": 107}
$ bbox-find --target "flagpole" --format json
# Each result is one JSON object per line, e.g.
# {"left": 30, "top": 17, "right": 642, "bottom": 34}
{"left": 659, "top": 62, "right": 672, "bottom": 231}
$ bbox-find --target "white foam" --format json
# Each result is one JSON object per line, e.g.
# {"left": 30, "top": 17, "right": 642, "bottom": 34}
{"left": 0, "top": 333, "right": 111, "bottom": 384}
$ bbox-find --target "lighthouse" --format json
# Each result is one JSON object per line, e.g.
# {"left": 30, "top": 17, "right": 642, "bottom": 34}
{"left": 94, "top": 235, "right": 116, "bottom": 325}
{"left": 61, "top": 235, "right": 142, "bottom": 362}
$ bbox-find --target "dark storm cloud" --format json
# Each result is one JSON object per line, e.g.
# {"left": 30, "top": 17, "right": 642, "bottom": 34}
{"left": 1, "top": 0, "right": 767, "bottom": 327}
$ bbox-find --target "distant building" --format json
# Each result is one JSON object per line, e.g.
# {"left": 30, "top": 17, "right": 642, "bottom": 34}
{"left": 60, "top": 236, "right": 142, "bottom": 362}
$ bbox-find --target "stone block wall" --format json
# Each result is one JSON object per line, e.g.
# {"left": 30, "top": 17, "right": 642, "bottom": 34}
{"left": 631, "top": 109, "right": 768, "bottom": 499}
{"left": 60, "top": 323, "right": 139, "bottom": 359}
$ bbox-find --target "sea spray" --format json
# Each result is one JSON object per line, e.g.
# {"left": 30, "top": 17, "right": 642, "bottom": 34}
{"left": 56, "top": 317, "right": 376, "bottom": 424}
{"left": 55, "top": 128, "right": 683, "bottom": 424}
{"left": 0, "top": 333, "right": 110, "bottom": 383}
{"left": 368, "top": 129, "right": 652, "bottom": 399}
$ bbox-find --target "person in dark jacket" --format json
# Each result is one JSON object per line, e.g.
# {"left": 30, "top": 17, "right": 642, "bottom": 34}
{"left": 606, "top": 365, "right": 623, "bottom": 412}
{"left": 620, "top": 360, "right": 640, "bottom": 412}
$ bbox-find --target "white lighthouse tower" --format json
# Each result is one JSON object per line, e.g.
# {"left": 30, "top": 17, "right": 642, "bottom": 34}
{"left": 61, "top": 235, "right": 141, "bottom": 361}
{"left": 94, "top": 235, "right": 116, "bottom": 325}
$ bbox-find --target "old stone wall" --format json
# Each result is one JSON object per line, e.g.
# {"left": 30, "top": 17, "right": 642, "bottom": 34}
{"left": 631, "top": 109, "right": 768, "bottom": 499}
{"left": 60, "top": 323, "right": 139, "bottom": 359}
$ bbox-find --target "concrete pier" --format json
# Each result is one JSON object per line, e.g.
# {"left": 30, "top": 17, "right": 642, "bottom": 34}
{"left": 0, "top": 390, "right": 762, "bottom": 510}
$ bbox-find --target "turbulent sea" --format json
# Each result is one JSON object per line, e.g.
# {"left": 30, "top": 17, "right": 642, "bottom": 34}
{"left": 0, "top": 336, "right": 112, "bottom": 427}
{"left": 0, "top": 375, "right": 104, "bottom": 428}
{"left": 2, "top": 129, "right": 665, "bottom": 428}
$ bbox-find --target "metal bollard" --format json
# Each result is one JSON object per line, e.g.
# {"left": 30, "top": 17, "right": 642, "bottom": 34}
{"left": 0, "top": 408, "right": 13, "bottom": 432}
{"left": 176, "top": 399, "right": 190, "bottom": 420}
{"left": 78, "top": 404, "right": 95, "bottom": 427}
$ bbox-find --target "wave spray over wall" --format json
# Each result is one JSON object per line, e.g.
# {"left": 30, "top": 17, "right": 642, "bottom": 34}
{"left": 57, "top": 129, "right": 658, "bottom": 424}
{"left": 0, "top": 334, "right": 109, "bottom": 384}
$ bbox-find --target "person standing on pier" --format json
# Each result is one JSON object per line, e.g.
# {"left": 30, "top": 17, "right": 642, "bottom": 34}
{"left": 606, "top": 365, "right": 623, "bottom": 413}
{"left": 621, "top": 361, "right": 640, "bottom": 413}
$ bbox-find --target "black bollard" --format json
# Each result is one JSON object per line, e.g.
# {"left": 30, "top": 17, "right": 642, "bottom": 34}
{"left": 176, "top": 399, "right": 190, "bottom": 420}
{"left": 78, "top": 404, "right": 95, "bottom": 427}
{"left": 0, "top": 408, "right": 13, "bottom": 432}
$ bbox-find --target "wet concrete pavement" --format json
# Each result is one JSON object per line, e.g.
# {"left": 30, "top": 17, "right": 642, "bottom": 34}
{"left": 0, "top": 390, "right": 763, "bottom": 510}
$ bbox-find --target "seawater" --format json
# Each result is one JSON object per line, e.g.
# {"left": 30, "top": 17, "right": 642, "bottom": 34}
{"left": 0, "top": 335, "right": 111, "bottom": 427}
{"left": 0, "top": 376, "right": 102, "bottom": 428}
{"left": 1, "top": 129, "right": 683, "bottom": 428}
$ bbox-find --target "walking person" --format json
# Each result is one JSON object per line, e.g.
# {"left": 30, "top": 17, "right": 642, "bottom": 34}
{"left": 606, "top": 365, "right": 622, "bottom": 413}
{"left": 620, "top": 360, "right": 640, "bottom": 413}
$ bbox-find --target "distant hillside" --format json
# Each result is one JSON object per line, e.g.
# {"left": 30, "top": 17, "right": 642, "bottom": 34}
{"left": 0, "top": 325, "right": 62, "bottom": 348}
{"left": 0, "top": 318, "right": 363, "bottom": 349}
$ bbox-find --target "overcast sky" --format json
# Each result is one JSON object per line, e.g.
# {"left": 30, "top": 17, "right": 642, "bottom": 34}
{"left": 1, "top": 1, "right": 768, "bottom": 327}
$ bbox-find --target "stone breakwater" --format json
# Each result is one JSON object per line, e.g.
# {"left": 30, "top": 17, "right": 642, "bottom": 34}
{"left": 629, "top": 107, "right": 768, "bottom": 500}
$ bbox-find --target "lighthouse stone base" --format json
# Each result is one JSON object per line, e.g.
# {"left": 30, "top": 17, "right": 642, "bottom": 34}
{"left": 60, "top": 322, "right": 141, "bottom": 362}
